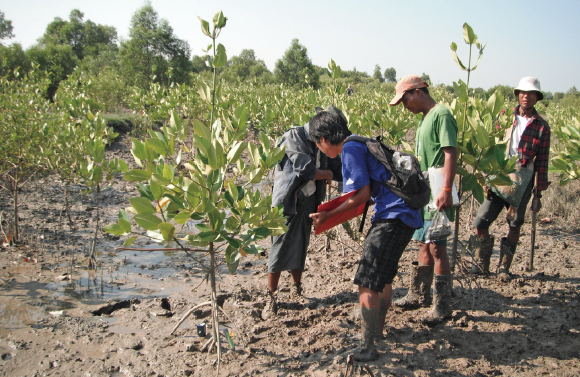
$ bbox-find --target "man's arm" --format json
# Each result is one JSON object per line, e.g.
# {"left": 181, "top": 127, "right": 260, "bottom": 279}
{"left": 309, "top": 185, "right": 371, "bottom": 227}
{"left": 314, "top": 169, "right": 333, "bottom": 185}
{"left": 435, "top": 146, "right": 457, "bottom": 211}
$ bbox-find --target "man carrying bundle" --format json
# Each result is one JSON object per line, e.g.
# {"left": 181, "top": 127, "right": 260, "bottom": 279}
{"left": 471, "top": 77, "right": 550, "bottom": 281}
{"left": 389, "top": 75, "right": 458, "bottom": 324}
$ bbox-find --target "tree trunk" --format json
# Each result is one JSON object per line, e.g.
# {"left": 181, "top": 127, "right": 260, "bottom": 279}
{"left": 89, "top": 185, "right": 100, "bottom": 269}
{"left": 14, "top": 184, "right": 19, "bottom": 241}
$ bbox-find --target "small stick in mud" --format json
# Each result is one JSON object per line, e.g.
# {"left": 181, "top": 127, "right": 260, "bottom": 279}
{"left": 170, "top": 301, "right": 212, "bottom": 335}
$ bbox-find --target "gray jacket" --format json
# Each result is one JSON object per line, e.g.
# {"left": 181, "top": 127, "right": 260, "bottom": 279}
{"left": 272, "top": 123, "right": 343, "bottom": 216}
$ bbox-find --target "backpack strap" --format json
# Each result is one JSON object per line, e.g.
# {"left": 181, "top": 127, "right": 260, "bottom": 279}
{"left": 359, "top": 200, "right": 370, "bottom": 233}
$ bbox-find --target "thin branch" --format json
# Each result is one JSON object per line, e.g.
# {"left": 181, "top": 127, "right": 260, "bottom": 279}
{"left": 115, "top": 247, "right": 209, "bottom": 252}
{"left": 170, "top": 300, "right": 212, "bottom": 335}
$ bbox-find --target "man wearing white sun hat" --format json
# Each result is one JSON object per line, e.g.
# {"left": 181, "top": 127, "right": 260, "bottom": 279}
{"left": 471, "top": 77, "right": 551, "bottom": 281}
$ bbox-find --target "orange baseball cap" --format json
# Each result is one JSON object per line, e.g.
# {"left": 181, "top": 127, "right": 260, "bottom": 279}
{"left": 389, "top": 75, "right": 428, "bottom": 106}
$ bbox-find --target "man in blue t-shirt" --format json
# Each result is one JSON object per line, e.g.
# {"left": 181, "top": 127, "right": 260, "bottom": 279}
{"left": 309, "top": 111, "right": 422, "bottom": 362}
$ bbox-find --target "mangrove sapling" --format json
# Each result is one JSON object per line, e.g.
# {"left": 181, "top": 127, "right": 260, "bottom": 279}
{"left": 105, "top": 11, "right": 287, "bottom": 375}
{"left": 0, "top": 68, "right": 56, "bottom": 241}
{"left": 447, "top": 23, "right": 517, "bottom": 268}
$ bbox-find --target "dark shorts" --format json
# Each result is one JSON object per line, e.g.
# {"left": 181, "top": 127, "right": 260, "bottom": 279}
{"left": 473, "top": 178, "right": 534, "bottom": 229}
{"left": 354, "top": 219, "right": 415, "bottom": 292}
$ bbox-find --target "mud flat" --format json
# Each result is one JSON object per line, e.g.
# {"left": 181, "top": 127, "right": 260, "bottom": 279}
{"left": 1, "top": 139, "right": 579, "bottom": 376}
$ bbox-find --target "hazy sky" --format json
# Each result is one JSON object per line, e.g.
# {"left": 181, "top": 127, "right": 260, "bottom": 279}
{"left": 2, "top": 0, "right": 578, "bottom": 93}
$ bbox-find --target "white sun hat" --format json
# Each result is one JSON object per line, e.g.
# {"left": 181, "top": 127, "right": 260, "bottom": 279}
{"left": 514, "top": 77, "right": 544, "bottom": 101}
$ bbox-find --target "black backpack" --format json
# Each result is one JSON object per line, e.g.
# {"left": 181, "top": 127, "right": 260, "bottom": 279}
{"left": 345, "top": 135, "right": 431, "bottom": 231}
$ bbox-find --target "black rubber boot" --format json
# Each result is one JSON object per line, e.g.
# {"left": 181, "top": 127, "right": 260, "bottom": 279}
{"left": 393, "top": 262, "right": 434, "bottom": 309}
{"left": 470, "top": 236, "right": 495, "bottom": 275}
{"left": 422, "top": 274, "right": 453, "bottom": 325}
{"left": 498, "top": 237, "right": 516, "bottom": 281}
{"left": 354, "top": 307, "right": 379, "bottom": 362}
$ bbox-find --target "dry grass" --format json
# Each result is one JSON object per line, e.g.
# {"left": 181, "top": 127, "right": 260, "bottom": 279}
{"left": 541, "top": 174, "right": 580, "bottom": 233}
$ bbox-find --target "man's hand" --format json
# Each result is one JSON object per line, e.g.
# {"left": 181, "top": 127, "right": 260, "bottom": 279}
{"left": 531, "top": 196, "right": 542, "bottom": 213}
{"left": 309, "top": 211, "right": 329, "bottom": 227}
{"left": 435, "top": 190, "right": 453, "bottom": 211}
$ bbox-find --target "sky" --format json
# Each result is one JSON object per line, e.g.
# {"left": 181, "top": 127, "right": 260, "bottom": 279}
{"left": 1, "top": 0, "right": 578, "bottom": 93}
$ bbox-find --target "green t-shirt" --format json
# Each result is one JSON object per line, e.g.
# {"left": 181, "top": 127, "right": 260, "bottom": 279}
{"left": 415, "top": 104, "right": 458, "bottom": 171}
{"left": 415, "top": 104, "right": 458, "bottom": 221}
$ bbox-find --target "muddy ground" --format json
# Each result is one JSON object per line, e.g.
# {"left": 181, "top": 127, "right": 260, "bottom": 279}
{"left": 1, "top": 134, "right": 579, "bottom": 377}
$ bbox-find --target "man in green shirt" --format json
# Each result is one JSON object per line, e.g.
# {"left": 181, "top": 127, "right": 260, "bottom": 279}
{"left": 389, "top": 75, "right": 457, "bottom": 323}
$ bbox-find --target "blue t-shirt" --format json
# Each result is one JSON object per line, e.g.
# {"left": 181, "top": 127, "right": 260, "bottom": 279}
{"left": 342, "top": 139, "right": 423, "bottom": 229}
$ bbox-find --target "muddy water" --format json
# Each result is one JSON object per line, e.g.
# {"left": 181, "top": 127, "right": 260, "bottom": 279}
{"left": 0, "top": 246, "right": 202, "bottom": 337}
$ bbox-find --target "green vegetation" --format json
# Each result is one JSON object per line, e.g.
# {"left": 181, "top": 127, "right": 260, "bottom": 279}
{"left": 1, "top": 9, "right": 579, "bottom": 367}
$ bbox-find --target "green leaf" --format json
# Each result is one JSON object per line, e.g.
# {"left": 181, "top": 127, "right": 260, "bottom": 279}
{"left": 134, "top": 214, "right": 162, "bottom": 231}
{"left": 162, "top": 163, "right": 174, "bottom": 181}
{"left": 328, "top": 59, "right": 336, "bottom": 71}
{"left": 196, "top": 223, "right": 212, "bottom": 232}
{"left": 103, "top": 223, "right": 124, "bottom": 236}
{"left": 136, "top": 184, "right": 155, "bottom": 201}
{"left": 197, "top": 231, "right": 221, "bottom": 242}
{"left": 472, "top": 183, "right": 484, "bottom": 204}
{"left": 453, "top": 80, "right": 468, "bottom": 102}
{"left": 463, "top": 22, "right": 476, "bottom": 44}
{"left": 225, "top": 216, "right": 239, "bottom": 233}
{"left": 150, "top": 176, "right": 163, "bottom": 201}
{"left": 193, "top": 119, "right": 211, "bottom": 140}
{"left": 225, "top": 246, "right": 240, "bottom": 274}
{"left": 494, "top": 144, "right": 507, "bottom": 166}
{"left": 214, "top": 43, "right": 227, "bottom": 68}
{"left": 456, "top": 166, "right": 469, "bottom": 175}
{"left": 198, "top": 17, "right": 211, "bottom": 37}
{"left": 147, "top": 138, "right": 169, "bottom": 156}
{"left": 450, "top": 42, "right": 457, "bottom": 52}
{"left": 461, "top": 174, "right": 478, "bottom": 192}
{"left": 450, "top": 51, "right": 467, "bottom": 71}
{"left": 227, "top": 141, "right": 246, "bottom": 164}
{"left": 552, "top": 158, "right": 569, "bottom": 171}
{"left": 124, "top": 169, "right": 151, "bottom": 182}
{"left": 174, "top": 211, "right": 192, "bottom": 225}
{"left": 258, "top": 133, "right": 271, "bottom": 150}
{"left": 130, "top": 197, "right": 156, "bottom": 214}
{"left": 224, "top": 236, "right": 241, "bottom": 249}
{"left": 123, "top": 236, "right": 137, "bottom": 247}
{"left": 486, "top": 92, "right": 504, "bottom": 119}
{"left": 119, "top": 218, "right": 132, "bottom": 234}
{"left": 208, "top": 209, "right": 223, "bottom": 232}
{"left": 118, "top": 209, "right": 131, "bottom": 222}
{"left": 213, "top": 10, "right": 226, "bottom": 28}
{"left": 159, "top": 222, "right": 176, "bottom": 241}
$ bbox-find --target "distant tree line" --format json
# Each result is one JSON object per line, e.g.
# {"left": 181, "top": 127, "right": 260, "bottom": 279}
{"left": 2, "top": 6, "right": 574, "bottom": 107}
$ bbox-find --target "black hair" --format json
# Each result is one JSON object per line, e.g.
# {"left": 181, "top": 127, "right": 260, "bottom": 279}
{"left": 407, "top": 87, "right": 429, "bottom": 96}
{"left": 308, "top": 111, "right": 351, "bottom": 145}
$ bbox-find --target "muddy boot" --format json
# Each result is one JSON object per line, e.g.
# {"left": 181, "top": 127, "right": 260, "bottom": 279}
{"left": 470, "top": 236, "right": 495, "bottom": 275}
{"left": 290, "top": 282, "right": 302, "bottom": 299}
{"left": 261, "top": 291, "right": 278, "bottom": 320}
{"left": 498, "top": 237, "right": 516, "bottom": 282}
{"left": 393, "top": 262, "right": 434, "bottom": 309}
{"left": 422, "top": 274, "right": 453, "bottom": 325}
{"left": 354, "top": 307, "right": 379, "bottom": 362}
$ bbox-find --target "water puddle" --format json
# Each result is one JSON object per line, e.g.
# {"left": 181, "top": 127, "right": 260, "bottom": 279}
{"left": 0, "top": 246, "right": 205, "bottom": 335}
